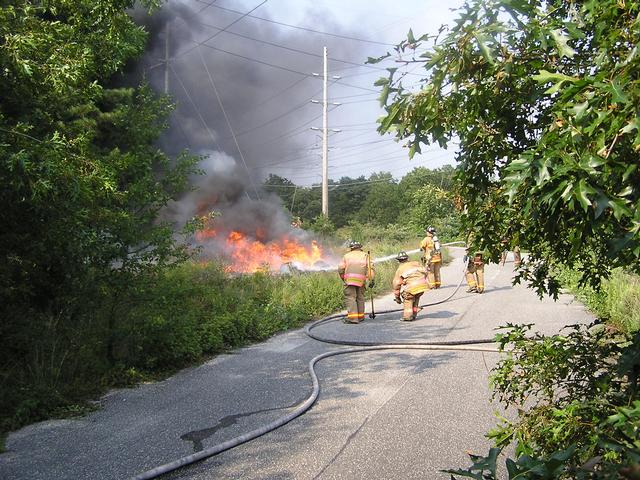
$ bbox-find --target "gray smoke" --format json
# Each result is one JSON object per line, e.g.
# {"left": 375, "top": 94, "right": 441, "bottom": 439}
{"left": 126, "top": 0, "right": 384, "bottom": 265}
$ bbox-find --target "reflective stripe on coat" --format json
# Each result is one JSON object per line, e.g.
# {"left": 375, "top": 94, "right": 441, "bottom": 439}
{"left": 338, "top": 250, "right": 371, "bottom": 287}
{"left": 393, "top": 261, "right": 429, "bottom": 296}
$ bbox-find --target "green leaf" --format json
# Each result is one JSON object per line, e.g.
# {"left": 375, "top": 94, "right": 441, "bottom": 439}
{"left": 379, "top": 84, "right": 390, "bottom": 107}
{"left": 620, "top": 117, "right": 639, "bottom": 134}
{"left": 533, "top": 70, "right": 579, "bottom": 94}
{"left": 609, "top": 198, "right": 632, "bottom": 221}
{"left": 374, "top": 77, "right": 389, "bottom": 87}
{"left": 532, "top": 70, "right": 579, "bottom": 84}
{"left": 610, "top": 80, "right": 629, "bottom": 104}
{"left": 366, "top": 52, "right": 391, "bottom": 64}
{"left": 551, "top": 29, "right": 576, "bottom": 58}
{"left": 574, "top": 179, "right": 593, "bottom": 212}
{"left": 536, "top": 161, "right": 550, "bottom": 185}
{"left": 379, "top": 103, "right": 402, "bottom": 132}
{"left": 408, "top": 140, "right": 421, "bottom": 159}
{"left": 619, "top": 185, "right": 633, "bottom": 197}
{"left": 569, "top": 101, "right": 589, "bottom": 119}
{"left": 623, "top": 164, "right": 637, "bottom": 181}
{"left": 474, "top": 33, "right": 495, "bottom": 65}
{"left": 407, "top": 28, "right": 416, "bottom": 44}
{"left": 594, "top": 190, "right": 609, "bottom": 219}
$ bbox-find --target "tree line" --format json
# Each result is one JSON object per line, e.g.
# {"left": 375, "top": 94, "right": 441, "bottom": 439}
{"left": 263, "top": 165, "right": 460, "bottom": 239}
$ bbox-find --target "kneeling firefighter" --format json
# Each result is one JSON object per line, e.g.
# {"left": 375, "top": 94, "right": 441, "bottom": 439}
{"left": 420, "top": 226, "right": 442, "bottom": 288}
{"left": 392, "top": 251, "right": 430, "bottom": 321}
{"left": 465, "top": 233, "right": 485, "bottom": 293}
{"left": 338, "top": 240, "right": 374, "bottom": 323}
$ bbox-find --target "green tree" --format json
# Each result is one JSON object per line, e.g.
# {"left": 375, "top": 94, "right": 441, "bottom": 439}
{"left": 0, "top": 0, "right": 199, "bottom": 428}
{"left": 292, "top": 185, "right": 321, "bottom": 224}
{"left": 398, "top": 165, "right": 456, "bottom": 205}
{"left": 407, "top": 185, "right": 460, "bottom": 240}
{"left": 328, "top": 176, "right": 369, "bottom": 228}
{"left": 375, "top": 0, "right": 640, "bottom": 296}
{"left": 358, "top": 172, "right": 401, "bottom": 226}
{"left": 263, "top": 174, "right": 297, "bottom": 213}
{"left": 375, "top": 0, "right": 640, "bottom": 477}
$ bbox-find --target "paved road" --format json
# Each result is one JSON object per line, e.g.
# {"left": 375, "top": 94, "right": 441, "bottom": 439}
{"left": 0, "top": 248, "right": 594, "bottom": 480}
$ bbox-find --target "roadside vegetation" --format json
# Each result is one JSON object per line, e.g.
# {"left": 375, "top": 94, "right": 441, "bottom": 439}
{"left": 376, "top": 0, "right": 640, "bottom": 477}
{"left": 557, "top": 267, "right": 640, "bottom": 334}
{"left": 0, "top": 236, "right": 408, "bottom": 439}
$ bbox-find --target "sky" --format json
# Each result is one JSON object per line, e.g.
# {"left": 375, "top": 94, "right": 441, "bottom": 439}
{"left": 132, "top": 0, "right": 465, "bottom": 189}
{"left": 125, "top": 0, "right": 467, "bottom": 241}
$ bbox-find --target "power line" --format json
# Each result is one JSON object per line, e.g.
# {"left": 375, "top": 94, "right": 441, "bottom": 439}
{"left": 241, "top": 103, "right": 341, "bottom": 152}
{"left": 175, "top": 0, "right": 268, "bottom": 60}
{"left": 263, "top": 177, "right": 396, "bottom": 188}
{"left": 198, "top": 47, "right": 261, "bottom": 200}
{"left": 263, "top": 148, "right": 454, "bottom": 182}
{"left": 231, "top": 98, "right": 315, "bottom": 138}
{"left": 168, "top": 63, "right": 222, "bottom": 152}
{"left": 197, "top": 42, "right": 311, "bottom": 76}
{"left": 333, "top": 79, "right": 379, "bottom": 93}
{"left": 195, "top": 0, "right": 219, "bottom": 14}
{"left": 178, "top": 18, "right": 424, "bottom": 77}
{"left": 194, "top": 1, "right": 394, "bottom": 46}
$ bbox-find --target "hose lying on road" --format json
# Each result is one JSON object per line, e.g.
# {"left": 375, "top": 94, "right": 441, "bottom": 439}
{"left": 131, "top": 342, "right": 498, "bottom": 480}
{"left": 130, "top": 246, "right": 498, "bottom": 480}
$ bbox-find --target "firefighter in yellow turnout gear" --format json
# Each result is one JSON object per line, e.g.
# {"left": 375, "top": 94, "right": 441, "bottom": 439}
{"left": 420, "top": 226, "right": 442, "bottom": 289}
{"left": 465, "top": 233, "right": 485, "bottom": 293}
{"left": 338, "top": 241, "right": 374, "bottom": 324}
{"left": 392, "top": 251, "right": 430, "bottom": 321}
{"left": 500, "top": 238, "right": 522, "bottom": 268}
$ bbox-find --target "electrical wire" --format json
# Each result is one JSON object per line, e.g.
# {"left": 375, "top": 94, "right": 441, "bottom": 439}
{"left": 168, "top": 63, "right": 222, "bottom": 152}
{"left": 197, "top": 42, "right": 311, "bottom": 76}
{"left": 177, "top": 18, "right": 424, "bottom": 77}
{"left": 198, "top": 47, "right": 261, "bottom": 200}
{"left": 176, "top": 0, "right": 269, "bottom": 60}
{"left": 194, "top": 1, "right": 395, "bottom": 47}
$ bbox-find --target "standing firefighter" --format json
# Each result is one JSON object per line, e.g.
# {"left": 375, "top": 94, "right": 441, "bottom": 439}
{"left": 338, "top": 241, "right": 374, "bottom": 324}
{"left": 500, "top": 236, "right": 522, "bottom": 268}
{"left": 465, "top": 233, "right": 485, "bottom": 293}
{"left": 393, "top": 251, "right": 430, "bottom": 321}
{"left": 420, "top": 226, "right": 442, "bottom": 289}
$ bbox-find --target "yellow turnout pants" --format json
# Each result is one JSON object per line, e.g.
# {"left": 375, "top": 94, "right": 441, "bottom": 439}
{"left": 401, "top": 291, "right": 424, "bottom": 321}
{"left": 344, "top": 285, "right": 365, "bottom": 323}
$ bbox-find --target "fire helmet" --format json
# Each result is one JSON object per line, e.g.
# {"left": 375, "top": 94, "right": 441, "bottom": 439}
{"left": 349, "top": 240, "right": 363, "bottom": 250}
{"left": 426, "top": 226, "right": 436, "bottom": 234}
{"left": 396, "top": 251, "right": 409, "bottom": 262}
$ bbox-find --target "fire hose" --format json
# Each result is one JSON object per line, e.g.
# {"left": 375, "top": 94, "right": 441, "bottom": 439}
{"left": 131, "top": 243, "right": 498, "bottom": 480}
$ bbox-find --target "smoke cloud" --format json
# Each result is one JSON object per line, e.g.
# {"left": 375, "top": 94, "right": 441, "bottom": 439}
{"left": 124, "top": 0, "right": 384, "bottom": 264}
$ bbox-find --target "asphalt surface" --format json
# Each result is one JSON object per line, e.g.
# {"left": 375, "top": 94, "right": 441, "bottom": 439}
{"left": 0, "top": 247, "right": 595, "bottom": 480}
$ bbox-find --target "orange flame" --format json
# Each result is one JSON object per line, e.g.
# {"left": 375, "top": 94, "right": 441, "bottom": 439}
{"left": 197, "top": 228, "right": 324, "bottom": 273}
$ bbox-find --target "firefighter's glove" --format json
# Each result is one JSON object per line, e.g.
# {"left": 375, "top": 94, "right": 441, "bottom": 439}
{"left": 368, "top": 280, "right": 375, "bottom": 289}
{"left": 394, "top": 296, "right": 402, "bottom": 304}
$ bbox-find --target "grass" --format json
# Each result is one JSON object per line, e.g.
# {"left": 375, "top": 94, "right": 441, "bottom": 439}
{"left": 0, "top": 229, "right": 458, "bottom": 444}
{"left": 557, "top": 267, "right": 640, "bottom": 334}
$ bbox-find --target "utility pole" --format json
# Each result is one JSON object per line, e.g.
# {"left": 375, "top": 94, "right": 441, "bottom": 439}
{"left": 321, "top": 46, "right": 329, "bottom": 218}
{"left": 311, "top": 47, "right": 341, "bottom": 219}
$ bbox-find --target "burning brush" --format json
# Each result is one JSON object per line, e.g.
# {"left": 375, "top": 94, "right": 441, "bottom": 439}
{"left": 194, "top": 216, "right": 330, "bottom": 273}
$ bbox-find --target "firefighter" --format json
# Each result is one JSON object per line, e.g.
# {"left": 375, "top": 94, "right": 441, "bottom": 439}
{"left": 513, "top": 246, "right": 521, "bottom": 267}
{"left": 500, "top": 237, "right": 522, "bottom": 268}
{"left": 500, "top": 237, "right": 509, "bottom": 266}
{"left": 465, "top": 232, "right": 485, "bottom": 293}
{"left": 393, "top": 251, "right": 430, "bottom": 321}
{"left": 338, "top": 240, "right": 374, "bottom": 324}
{"left": 420, "top": 226, "right": 442, "bottom": 289}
